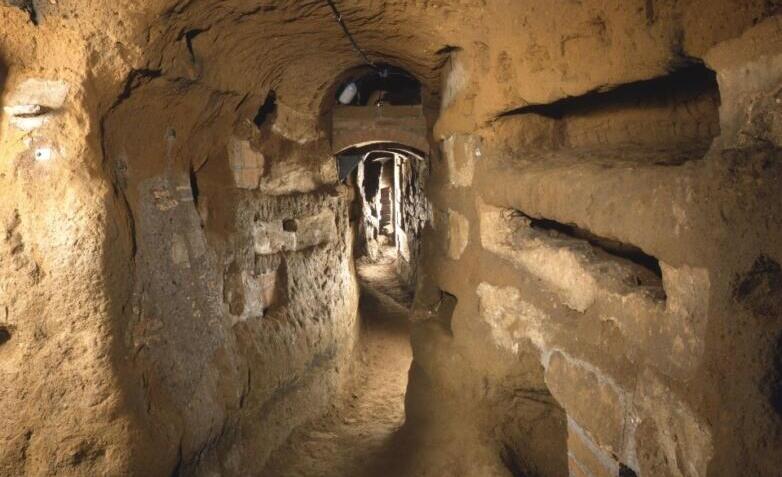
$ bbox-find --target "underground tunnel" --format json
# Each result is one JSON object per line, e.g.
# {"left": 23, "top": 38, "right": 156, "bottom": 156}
{"left": 1, "top": 1, "right": 782, "bottom": 477}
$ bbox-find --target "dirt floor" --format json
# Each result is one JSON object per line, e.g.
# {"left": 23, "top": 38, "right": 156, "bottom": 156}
{"left": 262, "top": 247, "right": 413, "bottom": 477}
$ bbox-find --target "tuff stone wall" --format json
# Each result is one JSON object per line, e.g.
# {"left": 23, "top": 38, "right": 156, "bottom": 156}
{"left": 101, "top": 77, "right": 360, "bottom": 475}
{"left": 0, "top": 1, "right": 781, "bottom": 476}
{"left": 411, "top": 15, "right": 782, "bottom": 477}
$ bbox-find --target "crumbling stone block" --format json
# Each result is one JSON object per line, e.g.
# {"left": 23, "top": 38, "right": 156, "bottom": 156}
{"left": 271, "top": 101, "right": 321, "bottom": 144}
{"left": 253, "top": 209, "right": 337, "bottom": 255}
{"left": 259, "top": 159, "right": 323, "bottom": 195}
{"left": 632, "top": 370, "right": 713, "bottom": 477}
{"left": 477, "top": 282, "right": 548, "bottom": 354}
{"left": 479, "top": 202, "right": 600, "bottom": 312}
{"left": 228, "top": 137, "right": 265, "bottom": 189}
{"left": 434, "top": 208, "right": 469, "bottom": 260}
{"left": 446, "top": 209, "right": 469, "bottom": 260}
{"left": 479, "top": 200, "right": 710, "bottom": 378}
{"left": 545, "top": 350, "right": 627, "bottom": 454}
{"left": 441, "top": 52, "right": 468, "bottom": 110}
{"left": 442, "top": 134, "right": 479, "bottom": 187}
{"left": 567, "top": 418, "right": 620, "bottom": 477}
{"left": 705, "top": 16, "right": 782, "bottom": 149}
{"left": 294, "top": 210, "right": 339, "bottom": 250}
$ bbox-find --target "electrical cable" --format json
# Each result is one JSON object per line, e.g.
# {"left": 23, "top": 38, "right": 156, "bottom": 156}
{"left": 325, "top": 0, "right": 378, "bottom": 70}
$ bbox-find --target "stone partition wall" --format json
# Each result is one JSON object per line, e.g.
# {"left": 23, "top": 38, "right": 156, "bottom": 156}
{"left": 411, "top": 16, "right": 782, "bottom": 477}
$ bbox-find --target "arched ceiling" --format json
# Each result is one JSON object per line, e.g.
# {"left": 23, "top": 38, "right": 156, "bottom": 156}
{"left": 2, "top": 0, "right": 777, "bottom": 139}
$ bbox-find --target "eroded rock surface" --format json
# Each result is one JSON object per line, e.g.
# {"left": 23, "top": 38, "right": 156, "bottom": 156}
{"left": 0, "top": 1, "right": 781, "bottom": 476}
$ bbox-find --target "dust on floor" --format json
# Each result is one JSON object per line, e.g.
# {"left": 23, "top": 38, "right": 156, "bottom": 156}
{"left": 262, "top": 250, "right": 413, "bottom": 477}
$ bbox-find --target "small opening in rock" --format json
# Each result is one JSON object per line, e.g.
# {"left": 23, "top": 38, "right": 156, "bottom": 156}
{"left": 437, "top": 290, "right": 457, "bottom": 336}
{"left": 254, "top": 90, "right": 277, "bottom": 127}
{"left": 12, "top": 105, "right": 53, "bottom": 118}
{"left": 435, "top": 45, "right": 462, "bottom": 55}
{"left": 184, "top": 29, "right": 206, "bottom": 61}
{"left": 0, "top": 326, "right": 11, "bottom": 346}
{"left": 114, "top": 69, "right": 162, "bottom": 108}
{"left": 189, "top": 167, "right": 200, "bottom": 205}
{"left": 619, "top": 463, "right": 638, "bottom": 477}
{"left": 499, "top": 443, "right": 528, "bottom": 477}
{"left": 282, "top": 219, "right": 297, "bottom": 232}
{"left": 8, "top": 0, "right": 38, "bottom": 25}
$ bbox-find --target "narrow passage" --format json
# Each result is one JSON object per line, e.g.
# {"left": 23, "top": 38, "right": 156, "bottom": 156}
{"left": 263, "top": 247, "right": 412, "bottom": 477}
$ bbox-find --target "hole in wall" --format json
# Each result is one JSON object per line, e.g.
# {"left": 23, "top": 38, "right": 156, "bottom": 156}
{"left": 254, "top": 90, "right": 277, "bottom": 127}
{"left": 112, "top": 69, "right": 162, "bottom": 109}
{"left": 189, "top": 167, "right": 200, "bottom": 205}
{"left": 282, "top": 219, "right": 297, "bottom": 232}
{"left": 768, "top": 333, "right": 782, "bottom": 417}
{"left": 184, "top": 28, "right": 206, "bottom": 62}
{"left": 499, "top": 443, "right": 528, "bottom": 477}
{"left": 497, "top": 63, "right": 720, "bottom": 163}
{"left": 509, "top": 210, "right": 666, "bottom": 299}
{"left": 7, "top": 0, "right": 38, "bottom": 24}
{"left": 436, "top": 290, "right": 457, "bottom": 336}
{"left": 0, "top": 326, "right": 12, "bottom": 346}
{"left": 619, "top": 463, "right": 638, "bottom": 477}
{"left": 10, "top": 105, "right": 54, "bottom": 118}
{"left": 500, "top": 63, "right": 719, "bottom": 120}
{"left": 525, "top": 214, "right": 663, "bottom": 280}
{"left": 435, "top": 45, "right": 462, "bottom": 55}
{"left": 33, "top": 147, "right": 53, "bottom": 161}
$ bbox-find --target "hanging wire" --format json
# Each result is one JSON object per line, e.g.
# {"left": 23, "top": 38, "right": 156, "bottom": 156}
{"left": 325, "top": 0, "right": 379, "bottom": 70}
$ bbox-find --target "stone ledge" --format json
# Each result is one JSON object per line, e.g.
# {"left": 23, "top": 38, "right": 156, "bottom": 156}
{"left": 545, "top": 350, "right": 628, "bottom": 454}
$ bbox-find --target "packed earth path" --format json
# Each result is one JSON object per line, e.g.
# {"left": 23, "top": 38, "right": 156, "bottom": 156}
{"left": 262, "top": 248, "right": 414, "bottom": 477}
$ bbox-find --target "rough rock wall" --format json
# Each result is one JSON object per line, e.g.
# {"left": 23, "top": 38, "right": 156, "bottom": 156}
{"left": 1, "top": 3, "right": 367, "bottom": 473}
{"left": 357, "top": 159, "right": 383, "bottom": 260}
{"left": 101, "top": 70, "right": 360, "bottom": 475}
{"left": 412, "top": 14, "right": 782, "bottom": 477}
{"left": 1, "top": 0, "right": 781, "bottom": 475}
{"left": 395, "top": 155, "right": 429, "bottom": 287}
{"left": 0, "top": 9, "right": 156, "bottom": 476}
